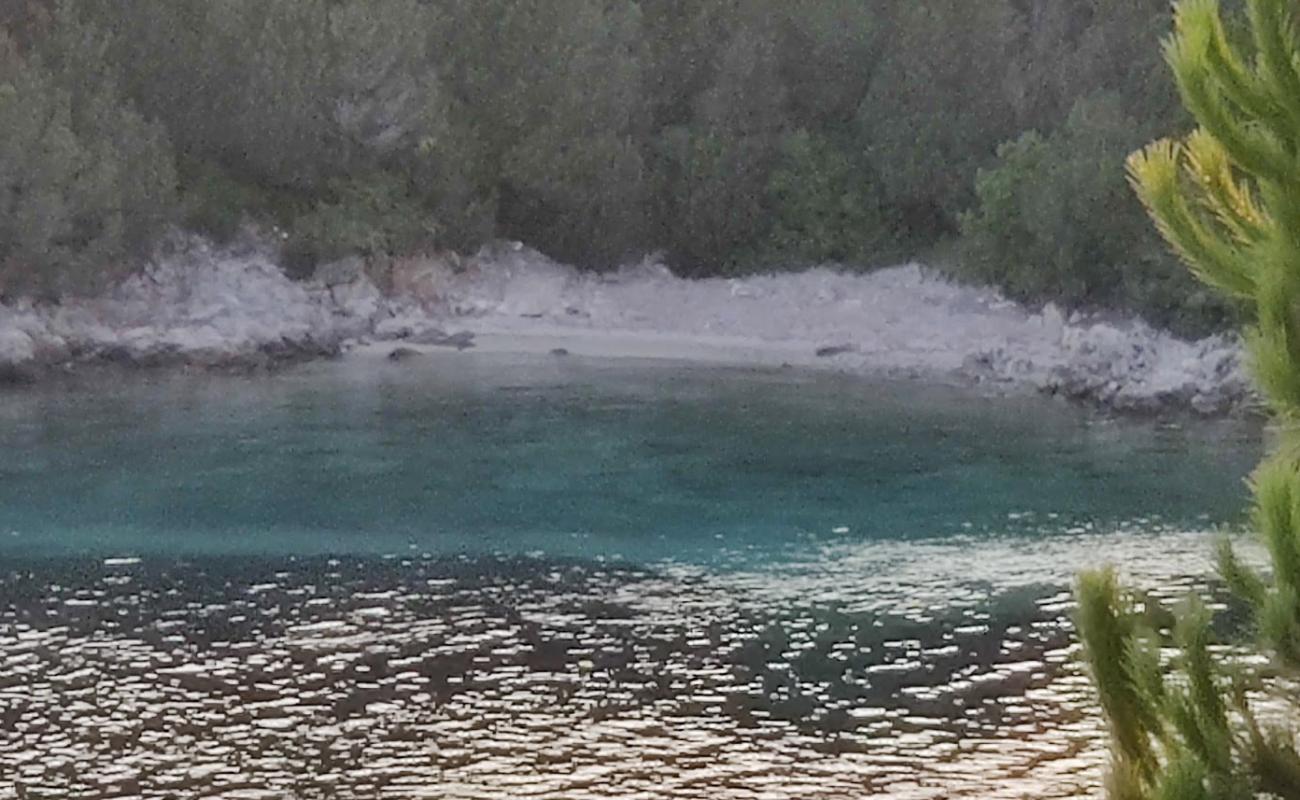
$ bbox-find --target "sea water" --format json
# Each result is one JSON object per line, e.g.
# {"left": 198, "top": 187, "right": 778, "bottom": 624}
{"left": 0, "top": 354, "right": 1264, "bottom": 798}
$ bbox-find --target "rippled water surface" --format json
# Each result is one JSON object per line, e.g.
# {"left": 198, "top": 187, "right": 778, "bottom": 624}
{"left": 0, "top": 355, "right": 1265, "bottom": 798}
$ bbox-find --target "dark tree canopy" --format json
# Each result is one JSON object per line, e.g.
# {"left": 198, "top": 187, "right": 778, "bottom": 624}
{"left": 0, "top": 0, "right": 1225, "bottom": 331}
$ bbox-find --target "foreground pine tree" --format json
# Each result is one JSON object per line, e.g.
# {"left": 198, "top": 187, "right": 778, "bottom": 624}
{"left": 1075, "top": 1, "right": 1300, "bottom": 796}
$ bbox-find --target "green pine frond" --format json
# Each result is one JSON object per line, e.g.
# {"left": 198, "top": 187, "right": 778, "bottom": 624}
{"left": 1078, "top": 569, "right": 1164, "bottom": 778}
{"left": 1247, "top": 725, "right": 1300, "bottom": 800}
{"left": 1153, "top": 752, "right": 1211, "bottom": 800}
{"left": 1250, "top": 455, "right": 1300, "bottom": 591}
{"left": 1247, "top": 0, "right": 1300, "bottom": 141}
{"left": 1127, "top": 142, "right": 1256, "bottom": 298}
{"left": 1167, "top": 14, "right": 1292, "bottom": 182}
{"left": 1247, "top": 319, "right": 1300, "bottom": 414}
{"left": 1258, "top": 586, "right": 1300, "bottom": 666}
{"left": 1100, "top": 0, "right": 1300, "bottom": 796}
{"left": 1217, "top": 538, "right": 1268, "bottom": 610}
{"left": 1172, "top": 599, "right": 1234, "bottom": 774}
{"left": 1183, "top": 129, "right": 1271, "bottom": 247}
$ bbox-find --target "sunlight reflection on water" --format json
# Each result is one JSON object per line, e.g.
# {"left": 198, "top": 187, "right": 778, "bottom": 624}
{"left": 0, "top": 524, "right": 1242, "bottom": 799}
{"left": 0, "top": 359, "right": 1265, "bottom": 797}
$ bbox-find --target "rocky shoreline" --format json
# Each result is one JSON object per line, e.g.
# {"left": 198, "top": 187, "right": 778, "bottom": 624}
{"left": 0, "top": 235, "right": 1256, "bottom": 416}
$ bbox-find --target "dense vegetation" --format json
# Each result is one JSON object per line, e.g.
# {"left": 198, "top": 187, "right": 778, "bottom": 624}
{"left": 1077, "top": 0, "right": 1300, "bottom": 796}
{"left": 0, "top": 0, "right": 1233, "bottom": 333}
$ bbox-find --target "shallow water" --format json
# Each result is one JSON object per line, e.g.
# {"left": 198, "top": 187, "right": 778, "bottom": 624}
{"left": 0, "top": 355, "right": 1265, "bottom": 798}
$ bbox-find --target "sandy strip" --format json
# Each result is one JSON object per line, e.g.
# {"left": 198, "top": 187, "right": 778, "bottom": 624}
{"left": 349, "top": 325, "right": 829, "bottom": 370}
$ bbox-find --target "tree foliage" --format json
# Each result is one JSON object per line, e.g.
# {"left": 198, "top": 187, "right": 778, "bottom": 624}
{"left": 1076, "top": 0, "right": 1300, "bottom": 796}
{"left": 764, "top": 130, "right": 889, "bottom": 266}
{"left": 858, "top": 0, "right": 1023, "bottom": 235}
{"left": 442, "top": 0, "right": 650, "bottom": 266}
{"left": 0, "top": 0, "right": 1244, "bottom": 330}
{"left": 960, "top": 93, "right": 1232, "bottom": 335}
{"left": 85, "top": 0, "right": 446, "bottom": 188}
{"left": 0, "top": 7, "right": 175, "bottom": 297}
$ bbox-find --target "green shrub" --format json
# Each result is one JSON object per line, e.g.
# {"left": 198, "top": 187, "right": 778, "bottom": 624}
{"left": 84, "top": 0, "right": 444, "bottom": 191}
{"left": 0, "top": 16, "right": 175, "bottom": 297}
{"left": 763, "top": 130, "right": 890, "bottom": 265}
{"left": 958, "top": 93, "right": 1231, "bottom": 336}
{"left": 493, "top": 0, "right": 650, "bottom": 266}
{"left": 70, "top": 0, "right": 453, "bottom": 272}
{"left": 178, "top": 161, "right": 296, "bottom": 244}
{"left": 857, "top": 0, "right": 1022, "bottom": 239}
{"left": 283, "top": 173, "right": 436, "bottom": 278}
{"left": 0, "top": 0, "right": 1250, "bottom": 319}
{"left": 650, "top": 126, "right": 777, "bottom": 275}
{"left": 429, "top": 0, "right": 651, "bottom": 266}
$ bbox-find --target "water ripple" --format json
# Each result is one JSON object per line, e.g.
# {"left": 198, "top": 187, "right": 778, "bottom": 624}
{"left": 0, "top": 530, "right": 1228, "bottom": 800}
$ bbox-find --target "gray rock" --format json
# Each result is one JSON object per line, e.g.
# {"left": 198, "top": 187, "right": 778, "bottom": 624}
{"left": 408, "top": 329, "right": 474, "bottom": 350}
{"left": 387, "top": 347, "right": 422, "bottom": 363}
{"left": 0, "top": 361, "right": 39, "bottom": 385}
{"left": 0, "top": 328, "right": 35, "bottom": 364}
{"left": 313, "top": 257, "right": 367, "bottom": 288}
{"left": 372, "top": 317, "right": 415, "bottom": 341}
{"left": 815, "top": 344, "right": 855, "bottom": 358}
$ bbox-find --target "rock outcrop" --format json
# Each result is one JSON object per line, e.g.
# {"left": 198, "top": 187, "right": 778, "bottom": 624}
{"left": 0, "top": 236, "right": 402, "bottom": 376}
{"left": 398, "top": 245, "right": 1256, "bottom": 415}
{"left": 0, "top": 235, "right": 1258, "bottom": 415}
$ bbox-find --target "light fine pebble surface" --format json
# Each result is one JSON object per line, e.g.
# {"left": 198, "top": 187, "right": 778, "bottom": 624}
{"left": 0, "top": 237, "right": 1253, "bottom": 414}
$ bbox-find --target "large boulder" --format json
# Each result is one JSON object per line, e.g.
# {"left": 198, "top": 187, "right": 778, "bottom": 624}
{"left": 313, "top": 256, "right": 367, "bottom": 288}
{"left": 0, "top": 327, "right": 35, "bottom": 365}
{"left": 388, "top": 253, "right": 461, "bottom": 311}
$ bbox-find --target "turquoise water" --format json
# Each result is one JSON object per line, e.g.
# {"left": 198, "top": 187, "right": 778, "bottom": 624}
{"left": 0, "top": 355, "right": 1268, "bottom": 799}
{"left": 0, "top": 354, "right": 1262, "bottom": 562}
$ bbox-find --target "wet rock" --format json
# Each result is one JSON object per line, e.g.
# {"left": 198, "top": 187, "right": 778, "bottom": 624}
{"left": 407, "top": 329, "right": 474, "bottom": 350}
{"left": 0, "top": 361, "right": 40, "bottom": 385}
{"left": 325, "top": 278, "right": 384, "bottom": 332}
{"left": 371, "top": 316, "right": 417, "bottom": 341}
{"left": 0, "top": 237, "right": 391, "bottom": 379}
{"left": 387, "top": 347, "right": 422, "bottom": 363}
{"left": 815, "top": 345, "right": 855, "bottom": 358}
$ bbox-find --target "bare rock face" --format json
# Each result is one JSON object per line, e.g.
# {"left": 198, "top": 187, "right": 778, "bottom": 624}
{"left": 387, "top": 252, "right": 462, "bottom": 311}
{"left": 313, "top": 256, "right": 367, "bottom": 288}
{"left": 412, "top": 246, "right": 1256, "bottom": 415}
{"left": 0, "top": 237, "right": 394, "bottom": 376}
{"left": 0, "top": 327, "right": 35, "bottom": 365}
{"left": 0, "top": 234, "right": 1258, "bottom": 416}
{"left": 311, "top": 258, "right": 387, "bottom": 338}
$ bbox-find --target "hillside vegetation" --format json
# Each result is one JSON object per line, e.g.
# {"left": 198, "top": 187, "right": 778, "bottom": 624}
{"left": 0, "top": 0, "right": 1235, "bottom": 334}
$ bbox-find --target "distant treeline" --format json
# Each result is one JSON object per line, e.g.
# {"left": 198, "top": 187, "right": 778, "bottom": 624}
{"left": 0, "top": 0, "right": 1234, "bottom": 333}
